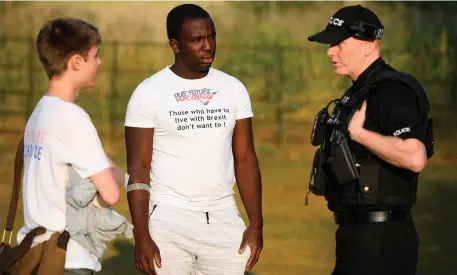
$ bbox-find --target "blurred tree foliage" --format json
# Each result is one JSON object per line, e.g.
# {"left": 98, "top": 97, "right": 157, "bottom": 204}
{"left": 401, "top": 2, "right": 457, "bottom": 105}
{"left": 230, "top": 1, "right": 318, "bottom": 16}
{"left": 218, "top": 1, "right": 346, "bottom": 146}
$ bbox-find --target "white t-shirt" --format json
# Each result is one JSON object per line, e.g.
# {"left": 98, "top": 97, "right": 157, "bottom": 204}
{"left": 16, "top": 96, "right": 110, "bottom": 271}
{"left": 125, "top": 66, "right": 254, "bottom": 211}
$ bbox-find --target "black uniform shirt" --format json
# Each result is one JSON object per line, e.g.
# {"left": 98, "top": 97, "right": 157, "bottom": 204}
{"left": 349, "top": 58, "right": 426, "bottom": 161}
{"left": 327, "top": 58, "right": 426, "bottom": 213}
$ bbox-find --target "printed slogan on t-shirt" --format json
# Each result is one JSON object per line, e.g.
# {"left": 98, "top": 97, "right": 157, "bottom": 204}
{"left": 169, "top": 108, "right": 229, "bottom": 130}
{"left": 171, "top": 88, "right": 229, "bottom": 130}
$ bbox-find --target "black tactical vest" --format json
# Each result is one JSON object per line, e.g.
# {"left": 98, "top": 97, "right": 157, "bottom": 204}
{"left": 307, "top": 64, "right": 434, "bottom": 212}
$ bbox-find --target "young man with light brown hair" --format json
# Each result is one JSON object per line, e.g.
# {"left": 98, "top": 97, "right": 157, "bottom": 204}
{"left": 17, "top": 18, "right": 124, "bottom": 275}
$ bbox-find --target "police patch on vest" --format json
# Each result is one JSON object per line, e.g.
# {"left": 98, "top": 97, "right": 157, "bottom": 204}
{"left": 393, "top": 127, "right": 411, "bottom": 137}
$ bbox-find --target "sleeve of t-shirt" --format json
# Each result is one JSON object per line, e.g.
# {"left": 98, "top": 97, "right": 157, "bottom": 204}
{"left": 59, "top": 107, "right": 110, "bottom": 179}
{"left": 373, "top": 80, "right": 425, "bottom": 143}
{"left": 235, "top": 80, "right": 254, "bottom": 120}
{"left": 124, "top": 80, "right": 155, "bottom": 128}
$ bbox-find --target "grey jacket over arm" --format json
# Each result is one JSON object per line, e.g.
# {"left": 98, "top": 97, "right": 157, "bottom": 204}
{"left": 66, "top": 167, "right": 133, "bottom": 258}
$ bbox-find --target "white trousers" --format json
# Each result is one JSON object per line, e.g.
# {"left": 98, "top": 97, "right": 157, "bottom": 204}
{"left": 148, "top": 202, "right": 251, "bottom": 275}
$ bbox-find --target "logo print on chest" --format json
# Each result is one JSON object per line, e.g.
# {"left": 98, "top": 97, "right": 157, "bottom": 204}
{"left": 174, "top": 88, "right": 219, "bottom": 105}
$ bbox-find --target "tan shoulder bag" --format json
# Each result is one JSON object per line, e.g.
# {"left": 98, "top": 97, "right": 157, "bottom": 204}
{"left": 0, "top": 137, "right": 70, "bottom": 275}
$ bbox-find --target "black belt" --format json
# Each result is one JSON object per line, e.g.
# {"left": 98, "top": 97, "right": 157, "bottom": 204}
{"left": 334, "top": 210, "right": 409, "bottom": 225}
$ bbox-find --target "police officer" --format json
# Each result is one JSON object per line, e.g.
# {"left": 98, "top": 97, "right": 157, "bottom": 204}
{"left": 307, "top": 5, "right": 434, "bottom": 275}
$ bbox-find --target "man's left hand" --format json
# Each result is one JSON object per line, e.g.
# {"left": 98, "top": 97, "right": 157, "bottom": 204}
{"left": 348, "top": 100, "right": 367, "bottom": 142}
{"left": 239, "top": 225, "right": 263, "bottom": 271}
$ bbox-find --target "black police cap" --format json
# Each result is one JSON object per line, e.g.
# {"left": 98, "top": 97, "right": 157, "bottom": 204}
{"left": 308, "top": 5, "right": 384, "bottom": 45}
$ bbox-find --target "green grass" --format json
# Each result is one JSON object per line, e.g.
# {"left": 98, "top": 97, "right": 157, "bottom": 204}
{"left": 1, "top": 148, "right": 457, "bottom": 275}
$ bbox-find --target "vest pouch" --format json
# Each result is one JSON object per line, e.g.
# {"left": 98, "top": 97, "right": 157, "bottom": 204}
{"left": 310, "top": 109, "right": 329, "bottom": 146}
{"left": 310, "top": 147, "right": 326, "bottom": 196}
{"left": 358, "top": 162, "right": 380, "bottom": 204}
{"left": 327, "top": 137, "right": 359, "bottom": 185}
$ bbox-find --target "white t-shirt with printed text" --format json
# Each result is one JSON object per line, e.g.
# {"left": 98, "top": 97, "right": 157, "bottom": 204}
{"left": 16, "top": 96, "right": 111, "bottom": 271}
{"left": 125, "top": 66, "right": 254, "bottom": 211}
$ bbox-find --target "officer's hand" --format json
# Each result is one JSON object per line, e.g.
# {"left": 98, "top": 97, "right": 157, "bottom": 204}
{"left": 349, "top": 100, "right": 367, "bottom": 140}
{"left": 239, "top": 225, "right": 263, "bottom": 271}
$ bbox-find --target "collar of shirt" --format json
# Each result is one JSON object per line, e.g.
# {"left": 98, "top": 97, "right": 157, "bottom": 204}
{"left": 352, "top": 57, "right": 385, "bottom": 90}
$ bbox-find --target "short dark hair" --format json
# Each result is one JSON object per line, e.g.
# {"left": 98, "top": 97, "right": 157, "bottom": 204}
{"left": 166, "top": 4, "right": 210, "bottom": 40}
{"left": 36, "top": 18, "right": 101, "bottom": 79}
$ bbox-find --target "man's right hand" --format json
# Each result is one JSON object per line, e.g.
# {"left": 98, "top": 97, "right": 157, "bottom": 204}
{"left": 125, "top": 126, "right": 157, "bottom": 273}
{"left": 134, "top": 233, "right": 162, "bottom": 275}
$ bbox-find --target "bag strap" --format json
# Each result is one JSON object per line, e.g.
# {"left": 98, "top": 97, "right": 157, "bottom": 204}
{"left": 2, "top": 136, "right": 24, "bottom": 244}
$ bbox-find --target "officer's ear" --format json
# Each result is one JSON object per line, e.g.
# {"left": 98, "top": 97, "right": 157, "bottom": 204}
{"left": 363, "top": 41, "right": 377, "bottom": 57}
